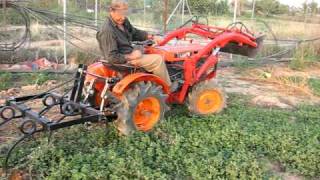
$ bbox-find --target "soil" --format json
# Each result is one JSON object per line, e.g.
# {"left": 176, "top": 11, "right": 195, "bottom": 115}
{"left": 217, "top": 63, "right": 320, "bottom": 109}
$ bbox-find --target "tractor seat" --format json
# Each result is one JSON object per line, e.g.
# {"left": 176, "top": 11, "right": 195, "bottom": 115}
{"left": 99, "top": 60, "right": 146, "bottom": 73}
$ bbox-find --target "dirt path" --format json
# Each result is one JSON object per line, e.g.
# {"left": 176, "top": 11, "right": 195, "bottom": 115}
{"left": 218, "top": 63, "right": 320, "bottom": 109}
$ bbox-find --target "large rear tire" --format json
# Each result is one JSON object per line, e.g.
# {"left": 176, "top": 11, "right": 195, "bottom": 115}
{"left": 115, "top": 81, "right": 168, "bottom": 135}
{"left": 187, "top": 80, "right": 227, "bottom": 116}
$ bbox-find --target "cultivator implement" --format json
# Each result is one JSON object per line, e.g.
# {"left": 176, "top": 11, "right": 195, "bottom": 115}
{"left": 0, "top": 64, "right": 121, "bottom": 171}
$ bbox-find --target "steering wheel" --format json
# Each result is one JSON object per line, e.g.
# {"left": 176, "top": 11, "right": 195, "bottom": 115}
{"left": 131, "top": 39, "right": 155, "bottom": 46}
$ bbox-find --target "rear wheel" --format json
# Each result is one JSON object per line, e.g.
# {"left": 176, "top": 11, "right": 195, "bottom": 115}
{"left": 187, "top": 80, "right": 226, "bottom": 116}
{"left": 115, "top": 81, "right": 168, "bottom": 135}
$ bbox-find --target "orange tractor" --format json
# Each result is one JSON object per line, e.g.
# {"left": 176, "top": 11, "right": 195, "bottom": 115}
{"left": 0, "top": 21, "right": 263, "bottom": 137}
{"left": 84, "top": 21, "right": 264, "bottom": 135}
{"left": 0, "top": 20, "right": 263, "bottom": 169}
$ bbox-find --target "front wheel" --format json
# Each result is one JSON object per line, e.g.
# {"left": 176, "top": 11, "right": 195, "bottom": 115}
{"left": 115, "top": 81, "right": 168, "bottom": 135}
{"left": 187, "top": 80, "right": 227, "bottom": 116}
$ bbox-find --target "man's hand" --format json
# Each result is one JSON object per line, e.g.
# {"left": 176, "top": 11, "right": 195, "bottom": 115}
{"left": 126, "top": 50, "right": 142, "bottom": 60}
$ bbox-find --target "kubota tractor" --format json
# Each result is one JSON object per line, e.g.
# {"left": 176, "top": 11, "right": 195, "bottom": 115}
{"left": 0, "top": 19, "right": 263, "bottom": 169}
{"left": 83, "top": 20, "right": 264, "bottom": 135}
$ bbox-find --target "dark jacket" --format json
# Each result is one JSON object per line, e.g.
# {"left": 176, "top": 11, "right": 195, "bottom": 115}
{"left": 96, "top": 17, "right": 148, "bottom": 64}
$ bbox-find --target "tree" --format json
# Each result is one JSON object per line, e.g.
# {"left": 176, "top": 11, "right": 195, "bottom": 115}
{"left": 309, "top": 1, "right": 318, "bottom": 15}
{"left": 255, "top": 0, "right": 289, "bottom": 16}
{"left": 188, "top": 0, "right": 229, "bottom": 16}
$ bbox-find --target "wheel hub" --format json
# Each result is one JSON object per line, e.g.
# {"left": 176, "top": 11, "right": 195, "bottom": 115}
{"left": 133, "top": 97, "right": 161, "bottom": 131}
{"left": 196, "top": 90, "right": 223, "bottom": 114}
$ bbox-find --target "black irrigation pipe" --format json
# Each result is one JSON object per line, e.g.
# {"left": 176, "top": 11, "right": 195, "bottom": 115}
{"left": 0, "top": 70, "right": 76, "bottom": 74}
{"left": 0, "top": 2, "right": 31, "bottom": 51}
{"left": 2, "top": 2, "right": 320, "bottom": 69}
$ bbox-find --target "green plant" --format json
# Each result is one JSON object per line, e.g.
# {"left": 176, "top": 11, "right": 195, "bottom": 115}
{"left": 1, "top": 94, "right": 319, "bottom": 179}
{"left": 232, "top": 55, "right": 258, "bottom": 71}
{"left": 290, "top": 43, "right": 320, "bottom": 70}
{"left": 309, "top": 78, "right": 320, "bottom": 96}
{"left": 0, "top": 73, "right": 12, "bottom": 90}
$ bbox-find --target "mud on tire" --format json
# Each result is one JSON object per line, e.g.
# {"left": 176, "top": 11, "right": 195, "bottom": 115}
{"left": 187, "top": 80, "right": 227, "bottom": 116}
{"left": 115, "top": 81, "right": 169, "bottom": 135}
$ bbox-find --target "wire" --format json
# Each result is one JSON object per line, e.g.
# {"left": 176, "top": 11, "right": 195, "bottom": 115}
{"left": 0, "top": 2, "right": 31, "bottom": 51}
{"left": 4, "top": 2, "right": 320, "bottom": 63}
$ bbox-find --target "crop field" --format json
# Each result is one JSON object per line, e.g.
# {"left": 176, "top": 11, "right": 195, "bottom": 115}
{"left": 0, "top": 92, "right": 319, "bottom": 179}
{"left": 1, "top": 20, "right": 320, "bottom": 180}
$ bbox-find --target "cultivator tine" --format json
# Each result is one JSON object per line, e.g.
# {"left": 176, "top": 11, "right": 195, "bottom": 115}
{"left": 100, "top": 79, "right": 110, "bottom": 113}
{"left": 83, "top": 79, "right": 96, "bottom": 104}
{"left": 69, "top": 64, "right": 87, "bottom": 103}
{"left": 70, "top": 64, "right": 84, "bottom": 102}
{"left": 75, "top": 65, "right": 87, "bottom": 103}
{"left": 4, "top": 134, "right": 33, "bottom": 175}
{"left": 0, "top": 106, "right": 17, "bottom": 127}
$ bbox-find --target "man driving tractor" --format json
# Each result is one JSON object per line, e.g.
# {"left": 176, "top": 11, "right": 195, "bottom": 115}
{"left": 97, "top": 0, "right": 176, "bottom": 90}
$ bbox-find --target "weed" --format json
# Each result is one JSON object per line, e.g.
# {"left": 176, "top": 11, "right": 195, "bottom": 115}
{"left": 0, "top": 73, "right": 12, "bottom": 91}
{"left": 290, "top": 42, "right": 320, "bottom": 70}
{"left": 309, "top": 78, "right": 320, "bottom": 96}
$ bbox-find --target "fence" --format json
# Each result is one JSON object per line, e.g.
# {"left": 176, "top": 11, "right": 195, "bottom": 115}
{"left": 0, "top": 0, "right": 319, "bottom": 66}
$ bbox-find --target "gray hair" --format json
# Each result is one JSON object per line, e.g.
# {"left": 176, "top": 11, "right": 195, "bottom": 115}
{"left": 110, "top": 0, "right": 128, "bottom": 9}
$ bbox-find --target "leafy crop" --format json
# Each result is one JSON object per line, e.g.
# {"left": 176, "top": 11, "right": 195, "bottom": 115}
{"left": 1, "top": 95, "right": 319, "bottom": 179}
{"left": 309, "top": 78, "right": 320, "bottom": 96}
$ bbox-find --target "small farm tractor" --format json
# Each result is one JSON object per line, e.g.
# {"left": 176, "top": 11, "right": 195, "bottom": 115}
{"left": 0, "top": 17, "right": 263, "bottom": 169}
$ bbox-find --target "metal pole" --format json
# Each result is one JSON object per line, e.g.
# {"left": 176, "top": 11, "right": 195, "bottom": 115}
{"left": 166, "top": 0, "right": 183, "bottom": 25}
{"left": 95, "top": 0, "right": 98, "bottom": 27}
{"left": 233, "top": 0, "right": 238, "bottom": 23}
{"left": 231, "top": 0, "right": 238, "bottom": 62}
{"left": 63, "top": 0, "right": 67, "bottom": 64}
{"left": 143, "top": 0, "right": 146, "bottom": 27}
{"left": 251, "top": 0, "right": 256, "bottom": 19}
{"left": 182, "top": 0, "right": 185, "bottom": 24}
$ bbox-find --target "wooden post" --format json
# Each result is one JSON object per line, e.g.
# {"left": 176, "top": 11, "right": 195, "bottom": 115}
{"left": 163, "top": 0, "right": 168, "bottom": 33}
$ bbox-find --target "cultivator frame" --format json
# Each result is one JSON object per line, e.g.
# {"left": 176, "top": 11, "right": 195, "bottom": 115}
{"left": 0, "top": 64, "right": 122, "bottom": 172}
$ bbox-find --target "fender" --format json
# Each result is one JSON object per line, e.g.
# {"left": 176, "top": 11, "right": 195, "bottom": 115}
{"left": 85, "top": 62, "right": 118, "bottom": 92}
{"left": 112, "top": 73, "right": 170, "bottom": 96}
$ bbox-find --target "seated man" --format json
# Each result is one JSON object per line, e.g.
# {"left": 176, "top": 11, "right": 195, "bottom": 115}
{"left": 97, "top": 0, "right": 172, "bottom": 87}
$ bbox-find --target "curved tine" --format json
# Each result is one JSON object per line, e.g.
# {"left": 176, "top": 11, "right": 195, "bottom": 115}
{"left": 0, "top": 115, "right": 22, "bottom": 128}
{"left": 38, "top": 106, "right": 54, "bottom": 116}
{"left": 47, "top": 130, "right": 54, "bottom": 145}
{"left": 4, "top": 134, "right": 32, "bottom": 175}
